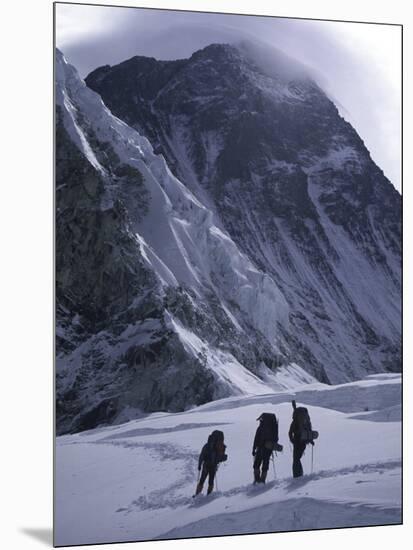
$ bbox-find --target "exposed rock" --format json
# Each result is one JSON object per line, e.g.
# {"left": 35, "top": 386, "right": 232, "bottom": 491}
{"left": 86, "top": 41, "right": 401, "bottom": 383}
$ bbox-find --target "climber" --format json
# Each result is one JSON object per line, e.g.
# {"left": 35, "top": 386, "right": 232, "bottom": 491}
{"left": 252, "top": 412, "right": 280, "bottom": 483}
{"left": 194, "top": 430, "right": 227, "bottom": 496}
{"left": 288, "top": 400, "right": 318, "bottom": 478}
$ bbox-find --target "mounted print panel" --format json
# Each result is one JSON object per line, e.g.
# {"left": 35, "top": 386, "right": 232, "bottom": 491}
{"left": 54, "top": 2, "right": 402, "bottom": 546}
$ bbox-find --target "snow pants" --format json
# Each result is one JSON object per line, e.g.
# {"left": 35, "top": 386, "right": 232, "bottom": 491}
{"left": 198, "top": 464, "right": 217, "bottom": 493}
{"left": 292, "top": 442, "right": 306, "bottom": 478}
{"left": 253, "top": 447, "right": 272, "bottom": 481}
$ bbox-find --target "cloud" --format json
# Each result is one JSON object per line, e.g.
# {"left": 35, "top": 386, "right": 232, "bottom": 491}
{"left": 55, "top": 4, "right": 401, "bottom": 191}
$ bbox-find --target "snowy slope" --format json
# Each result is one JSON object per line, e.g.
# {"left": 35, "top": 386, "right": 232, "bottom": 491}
{"left": 55, "top": 374, "right": 401, "bottom": 545}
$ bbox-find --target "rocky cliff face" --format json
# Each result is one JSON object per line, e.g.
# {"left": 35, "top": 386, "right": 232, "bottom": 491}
{"left": 55, "top": 48, "right": 295, "bottom": 434}
{"left": 86, "top": 41, "right": 401, "bottom": 384}
{"left": 55, "top": 40, "right": 400, "bottom": 434}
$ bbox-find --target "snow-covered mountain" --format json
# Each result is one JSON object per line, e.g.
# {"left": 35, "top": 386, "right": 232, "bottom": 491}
{"left": 56, "top": 48, "right": 298, "bottom": 434}
{"left": 56, "top": 41, "right": 401, "bottom": 434}
{"left": 86, "top": 42, "right": 401, "bottom": 382}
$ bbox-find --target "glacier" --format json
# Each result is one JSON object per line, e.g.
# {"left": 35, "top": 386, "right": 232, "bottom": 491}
{"left": 55, "top": 373, "right": 401, "bottom": 545}
{"left": 56, "top": 49, "right": 291, "bottom": 434}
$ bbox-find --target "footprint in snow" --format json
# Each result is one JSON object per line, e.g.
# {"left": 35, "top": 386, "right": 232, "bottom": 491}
{"left": 189, "top": 492, "right": 221, "bottom": 507}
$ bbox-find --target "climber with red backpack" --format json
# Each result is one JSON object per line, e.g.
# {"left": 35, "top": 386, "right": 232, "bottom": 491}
{"left": 194, "top": 430, "right": 228, "bottom": 496}
{"left": 289, "top": 400, "right": 319, "bottom": 478}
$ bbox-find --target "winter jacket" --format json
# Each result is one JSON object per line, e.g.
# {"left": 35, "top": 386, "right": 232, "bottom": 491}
{"left": 252, "top": 424, "right": 278, "bottom": 454}
{"left": 289, "top": 420, "right": 298, "bottom": 444}
{"left": 289, "top": 419, "right": 313, "bottom": 445}
{"left": 198, "top": 443, "right": 218, "bottom": 470}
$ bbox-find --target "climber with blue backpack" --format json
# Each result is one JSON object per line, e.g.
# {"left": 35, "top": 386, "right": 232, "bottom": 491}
{"left": 289, "top": 400, "right": 319, "bottom": 478}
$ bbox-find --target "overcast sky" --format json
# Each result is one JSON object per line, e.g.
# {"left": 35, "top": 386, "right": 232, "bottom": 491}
{"left": 55, "top": 3, "right": 401, "bottom": 192}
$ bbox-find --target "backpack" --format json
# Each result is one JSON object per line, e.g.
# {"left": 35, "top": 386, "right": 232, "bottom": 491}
{"left": 208, "top": 430, "right": 228, "bottom": 463}
{"left": 258, "top": 413, "right": 278, "bottom": 451}
{"left": 292, "top": 402, "right": 314, "bottom": 444}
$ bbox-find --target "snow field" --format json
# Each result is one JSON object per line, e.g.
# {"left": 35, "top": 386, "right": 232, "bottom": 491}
{"left": 55, "top": 374, "right": 401, "bottom": 545}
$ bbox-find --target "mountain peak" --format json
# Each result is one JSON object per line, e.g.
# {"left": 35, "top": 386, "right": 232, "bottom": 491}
{"left": 235, "top": 38, "right": 313, "bottom": 82}
{"left": 188, "top": 40, "right": 311, "bottom": 83}
{"left": 191, "top": 42, "right": 238, "bottom": 59}
{"left": 85, "top": 40, "right": 400, "bottom": 388}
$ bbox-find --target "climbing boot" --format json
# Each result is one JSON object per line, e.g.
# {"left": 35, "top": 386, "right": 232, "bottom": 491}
{"left": 254, "top": 468, "right": 261, "bottom": 483}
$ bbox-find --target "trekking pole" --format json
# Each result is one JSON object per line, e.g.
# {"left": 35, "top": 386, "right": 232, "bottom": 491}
{"left": 215, "top": 467, "right": 219, "bottom": 491}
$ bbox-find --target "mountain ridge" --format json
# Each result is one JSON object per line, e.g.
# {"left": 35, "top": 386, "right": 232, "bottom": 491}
{"left": 55, "top": 41, "right": 400, "bottom": 433}
{"left": 56, "top": 48, "right": 297, "bottom": 434}
{"left": 85, "top": 41, "right": 401, "bottom": 381}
